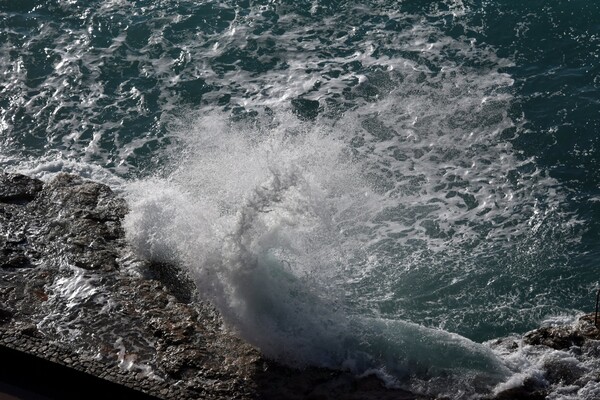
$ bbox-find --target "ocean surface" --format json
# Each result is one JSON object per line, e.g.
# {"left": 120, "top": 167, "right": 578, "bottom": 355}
{"left": 1, "top": 0, "right": 600, "bottom": 397}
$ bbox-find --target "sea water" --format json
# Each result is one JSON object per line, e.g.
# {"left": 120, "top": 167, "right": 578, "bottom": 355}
{"left": 1, "top": 0, "right": 599, "bottom": 398}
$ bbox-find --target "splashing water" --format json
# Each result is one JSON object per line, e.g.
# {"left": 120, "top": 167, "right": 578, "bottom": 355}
{"left": 123, "top": 103, "right": 559, "bottom": 393}
{"left": 119, "top": 4, "right": 577, "bottom": 393}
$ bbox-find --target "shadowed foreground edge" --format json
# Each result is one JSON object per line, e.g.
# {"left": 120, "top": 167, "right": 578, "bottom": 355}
{"left": 0, "top": 344, "right": 161, "bottom": 400}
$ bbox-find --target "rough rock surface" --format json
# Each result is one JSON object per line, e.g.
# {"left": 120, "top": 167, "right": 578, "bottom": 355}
{"left": 0, "top": 172, "right": 425, "bottom": 400}
{"left": 489, "top": 314, "right": 600, "bottom": 400}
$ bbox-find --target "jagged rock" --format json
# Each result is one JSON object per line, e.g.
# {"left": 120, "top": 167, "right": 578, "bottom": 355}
{"left": 523, "top": 326, "right": 585, "bottom": 350}
{"left": 0, "top": 308, "right": 13, "bottom": 324}
{"left": 0, "top": 246, "right": 30, "bottom": 269}
{"left": 143, "top": 262, "right": 197, "bottom": 304}
{"left": 491, "top": 315, "right": 600, "bottom": 399}
{"left": 575, "top": 314, "right": 600, "bottom": 339}
{"left": 34, "top": 174, "right": 127, "bottom": 220}
{"left": 29, "top": 174, "right": 127, "bottom": 271}
{"left": 0, "top": 173, "right": 43, "bottom": 203}
{"left": 493, "top": 388, "right": 546, "bottom": 400}
{"left": 17, "top": 323, "right": 40, "bottom": 337}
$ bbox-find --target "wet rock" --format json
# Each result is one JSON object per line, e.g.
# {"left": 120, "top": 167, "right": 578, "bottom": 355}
{"left": 491, "top": 377, "right": 547, "bottom": 400}
{"left": 523, "top": 326, "right": 585, "bottom": 350}
{"left": 148, "top": 316, "right": 195, "bottom": 345}
{"left": 0, "top": 249, "right": 30, "bottom": 269}
{"left": 575, "top": 314, "right": 600, "bottom": 339}
{"left": 0, "top": 236, "right": 32, "bottom": 269}
{"left": 543, "top": 356, "right": 585, "bottom": 385}
{"left": 143, "top": 262, "right": 196, "bottom": 304}
{"left": 34, "top": 174, "right": 127, "bottom": 220}
{"left": 1, "top": 171, "right": 436, "bottom": 400}
{"left": 492, "top": 315, "right": 600, "bottom": 399}
{"left": 0, "top": 308, "right": 13, "bottom": 323}
{"left": 26, "top": 174, "right": 127, "bottom": 271}
{"left": 0, "top": 173, "right": 43, "bottom": 204}
{"left": 14, "top": 322, "right": 40, "bottom": 337}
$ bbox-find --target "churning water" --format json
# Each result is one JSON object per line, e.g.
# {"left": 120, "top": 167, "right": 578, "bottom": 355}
{"left": 2, "top": 0, "right": 600, "bottom": 397}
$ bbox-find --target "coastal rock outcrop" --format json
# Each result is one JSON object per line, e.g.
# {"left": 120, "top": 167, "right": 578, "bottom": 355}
{"left": 0, "top": 172, "right": 426, "bottom": 400}
{"left": 490, "top": 314, "right": 600, "bottom": 400}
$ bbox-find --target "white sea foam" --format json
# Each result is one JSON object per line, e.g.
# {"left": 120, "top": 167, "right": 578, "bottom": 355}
{"left": 0, "top": 152, "right": 126, "bottom": 189}
{"left": 124, "top": 111, "right": 512, "bottom": 392}
{"left": 120, "top": 99, "right": 575, "bottom": 395}
{"left": 487, "top": 317, "right": 600, "bottom": 400}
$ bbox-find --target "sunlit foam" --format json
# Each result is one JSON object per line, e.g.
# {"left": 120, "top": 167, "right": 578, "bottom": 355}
{"left": 123, "top": 109, "right": 519, "bottom": 396}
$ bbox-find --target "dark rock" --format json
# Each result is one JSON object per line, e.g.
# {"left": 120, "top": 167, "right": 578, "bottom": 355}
{"left": 0, "top": 237, "right": 32, "bottom": 269}
{"left": 492, "top": 377, "right": 547, "bottom": 400}
{"left": 0, "top": 173, "right": 43, "bottom": 204}
{"left": 523, "top": 326, "right": 585, "bottom": 350}
{"left": 491, "top": 315, "right": 600, "bottom": 399}
{"left": 0, "top": 308, "right": 13, "bottom": 323}
{"left": 18, "top": 323, "right": 40, "bottom": 337}
{"left": 0, "top": 250, "right": 30, "bottom": 269}
{"left": 143, "top": 262, "right": 196, "bottom": 304}
{"left": 26, "top": 174, "right": 127, "bottom": 271}
{"left": 35, "top": 174, "right": 126, "bottom": 218}
{"left": 575, "top": 314, "right": 600, "bottom": 339}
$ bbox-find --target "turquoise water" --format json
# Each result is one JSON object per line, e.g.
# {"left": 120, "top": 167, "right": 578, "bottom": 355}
{"left": 2, "top": 0, "right": 600, "bottom": 396}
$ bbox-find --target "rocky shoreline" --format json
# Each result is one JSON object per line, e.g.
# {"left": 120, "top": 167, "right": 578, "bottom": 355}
{"left": 2, "top": 171, "right": 600, "bottom": 400}
{"left": 0, "top": 172, "right": 424, "bottom": 400}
